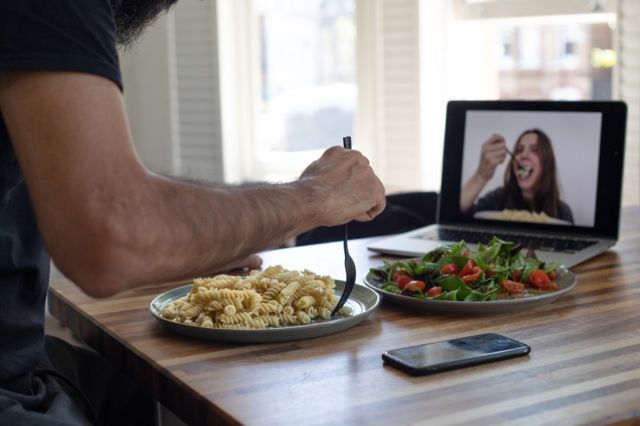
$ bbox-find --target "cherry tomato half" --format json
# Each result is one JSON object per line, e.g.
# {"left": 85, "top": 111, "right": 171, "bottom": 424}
{"left": 501, "top": 279, "right": 525, "bottom": 293}
{"left": 405, "top": 280, "right": 426, "bottom": 292}
{"left": 427, "top": 286, "right": 442, "bottom": 297}
{"left": 392, "top": 271, "right": 411, "bottom": 282}
{"left": 528, "top": 269, "right": 550, "bottom": 289}
{"left": 440, "top": 263, "right": 457, "bottom": 275}
{"left": 459, "top": 259, "right": 476, "bottom": 277}
{"left": 461, "top": 266, "right": 483, "bottom": 283}
{"left": 511, "top": 270, "right": 522, "bottom": 282}
{"left": 395, "top": 274, "right": 413, "bottom": 290}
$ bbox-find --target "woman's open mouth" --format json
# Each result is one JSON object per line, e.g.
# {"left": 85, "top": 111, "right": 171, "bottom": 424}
{"left": 516, "top": 165, "right": 533, "bottom": 179}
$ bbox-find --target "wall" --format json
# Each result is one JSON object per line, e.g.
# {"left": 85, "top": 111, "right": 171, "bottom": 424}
{"left": 120, "top": 14, "right": 179, "bottom": 175}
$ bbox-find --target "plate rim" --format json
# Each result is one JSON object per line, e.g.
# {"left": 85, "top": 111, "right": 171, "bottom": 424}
{"left": 149, "top": 279, "right": 380, "bottom": 342}
{"left": 363, "top": 265, "right": 576, "bottom": 311}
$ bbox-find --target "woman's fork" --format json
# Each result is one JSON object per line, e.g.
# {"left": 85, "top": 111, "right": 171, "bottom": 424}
{"left": 506, "top": 148, "right": 526, "bottom": 172}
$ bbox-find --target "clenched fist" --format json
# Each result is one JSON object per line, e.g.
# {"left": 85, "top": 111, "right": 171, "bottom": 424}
{"left": 299, "top": 146, "right": 386, "bottom": 226}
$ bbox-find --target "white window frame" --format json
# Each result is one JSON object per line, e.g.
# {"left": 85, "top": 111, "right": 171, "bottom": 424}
{"left": 217, "top": 0, "right": 372, "bottom": 184}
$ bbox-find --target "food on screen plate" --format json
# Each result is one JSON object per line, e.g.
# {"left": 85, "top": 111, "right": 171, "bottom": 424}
{"left": 161, "top": 265, "right": 351, "bottom": 330}
{"left": 498, "top": 209, "right": 550, "bottom": 223}
{"left": 516, "top": 165, "right": 533, "bottom": 178}
{"left": 371, "top": 237, "right": 561, "bottom": 302}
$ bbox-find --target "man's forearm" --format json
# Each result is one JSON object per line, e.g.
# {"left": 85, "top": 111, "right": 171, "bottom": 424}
{"left": 98, "top": 173, "right": 320, "bottom": 295}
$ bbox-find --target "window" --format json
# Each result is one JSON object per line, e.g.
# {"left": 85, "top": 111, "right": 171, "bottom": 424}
{"left": 256, "top": 0, "right": 356, "bottom": 156}
{"left": 446, "top": 15, "right": 615, "bottom": 101}
{"left": 219, "top": 0, "right": 357, "bottom": 183}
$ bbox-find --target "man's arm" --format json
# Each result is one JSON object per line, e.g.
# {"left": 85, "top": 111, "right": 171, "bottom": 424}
{"left": 0, "top": 71, "right": 385, "bottom": 297}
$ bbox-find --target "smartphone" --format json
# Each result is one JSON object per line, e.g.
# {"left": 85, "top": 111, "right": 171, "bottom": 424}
{"left": 382, "top": 333, "right": 530, "bottom": 376}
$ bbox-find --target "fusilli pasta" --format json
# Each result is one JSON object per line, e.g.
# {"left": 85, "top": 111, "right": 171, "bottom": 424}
{"left": 160, "top": 266, "right": 352, "bottom": 330}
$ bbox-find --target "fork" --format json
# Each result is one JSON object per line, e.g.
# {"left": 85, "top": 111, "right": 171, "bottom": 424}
{"left": 331, "top": 136, "right": 357, "bottom": 316}
{"left": 506, "top": 148, "right": 526, "bottom": 172}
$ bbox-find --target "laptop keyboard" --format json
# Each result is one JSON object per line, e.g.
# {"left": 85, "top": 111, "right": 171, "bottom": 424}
{"left": 421, "top": 229, "right": 598, "bottom": 253}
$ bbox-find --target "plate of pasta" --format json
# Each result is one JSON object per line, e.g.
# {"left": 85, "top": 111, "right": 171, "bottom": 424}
{"left": 150, "top": 265, "right": 380, "bottom": 343}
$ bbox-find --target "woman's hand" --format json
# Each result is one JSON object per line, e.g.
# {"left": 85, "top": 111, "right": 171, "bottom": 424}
{"left": 460, "top": 134, "right": 508, "bottom": 212}
{"left": 476, "top": 133, "right": 507, "bottom": 181}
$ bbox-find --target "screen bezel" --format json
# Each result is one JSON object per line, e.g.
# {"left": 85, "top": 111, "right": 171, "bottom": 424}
{"left": 438, "top": 100, "right": 627, "bottom": 239}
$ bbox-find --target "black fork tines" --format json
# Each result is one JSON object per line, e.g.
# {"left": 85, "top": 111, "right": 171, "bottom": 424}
{"left": 332, "top": 223, "right": 356, "bottom": 316}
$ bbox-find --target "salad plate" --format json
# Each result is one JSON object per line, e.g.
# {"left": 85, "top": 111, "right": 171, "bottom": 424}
{"left": 364, "top": 268, "right": 575, "bottom": 314}
{"left": 365, "top": 238, "right": 576, "bottom": 314}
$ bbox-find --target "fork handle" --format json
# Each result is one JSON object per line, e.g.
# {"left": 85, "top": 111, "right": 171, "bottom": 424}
{"left": 343, "top": 136, "right": 352, "bottom": 149}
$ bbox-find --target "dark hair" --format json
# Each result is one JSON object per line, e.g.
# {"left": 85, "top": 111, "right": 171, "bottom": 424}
{"left": 110, "top": 0, "right": 179, "bottom": 48}
{"left": 502, "top": 128, "right": 562, "bottom": 217}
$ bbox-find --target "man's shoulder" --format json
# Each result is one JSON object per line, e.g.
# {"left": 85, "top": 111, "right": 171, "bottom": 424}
{"left": 0, "top": 0, "right": 121, "bottom": 91}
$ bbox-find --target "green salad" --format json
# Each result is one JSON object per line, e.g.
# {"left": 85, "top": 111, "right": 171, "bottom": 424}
{"left": 369, "top": 237, "right": 561, "bottom": 301}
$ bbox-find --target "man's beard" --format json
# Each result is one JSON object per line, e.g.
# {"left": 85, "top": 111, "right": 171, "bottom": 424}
{"left": 110, "top": 0, "right": 180, "bottom": 48}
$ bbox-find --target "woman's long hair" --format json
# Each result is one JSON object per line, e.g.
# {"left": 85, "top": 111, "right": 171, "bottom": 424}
{"left": 502, "top": 128, "right": 562, "bottom": 216}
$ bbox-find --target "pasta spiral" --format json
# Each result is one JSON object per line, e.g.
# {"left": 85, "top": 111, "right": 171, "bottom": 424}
{"left": 160, "top": 266, "right": 352, "bottom": 330}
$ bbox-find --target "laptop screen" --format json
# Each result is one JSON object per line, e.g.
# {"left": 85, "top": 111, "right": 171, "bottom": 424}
{"left": 439, "top": 101, "right": 626, "bottom": 238}
{"left": 460, "top": 110, "right": 602, "bottom": 227}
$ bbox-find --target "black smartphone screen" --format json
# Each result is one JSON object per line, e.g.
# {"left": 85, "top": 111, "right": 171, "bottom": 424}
{"left": 382, "top": 333, "right": 530, "bottom": 376}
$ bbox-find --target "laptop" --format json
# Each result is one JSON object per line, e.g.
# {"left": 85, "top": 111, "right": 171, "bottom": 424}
{"left": 368, "top": 100, "right": 627, "bottom": 268}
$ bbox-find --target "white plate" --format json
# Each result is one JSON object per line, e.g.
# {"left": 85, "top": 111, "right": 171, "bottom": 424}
{"left": 364, "top": 267, "right": 576, "bottom": 314}
{"left": 150, "top": 280, "right": 380, "bottom": 343}
{"left": 474, "top": 210, "right": 573, "bottom": 226}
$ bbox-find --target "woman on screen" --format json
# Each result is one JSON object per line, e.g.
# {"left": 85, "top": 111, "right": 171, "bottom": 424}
{"left": 460, "top": 128, "right": 574, "bottom": 224}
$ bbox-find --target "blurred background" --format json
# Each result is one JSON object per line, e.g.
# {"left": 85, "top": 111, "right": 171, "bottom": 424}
{"left": 121, "top": 0, "right": 638, "bottom": 204}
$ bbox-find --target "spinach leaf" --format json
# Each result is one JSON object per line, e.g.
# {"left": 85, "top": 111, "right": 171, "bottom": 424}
{"left": 521, "top": 257, "right": 540, "bottom": 282}
{"left": 413, "top": 262, "right": 440, "bottom": 276}
{"left": 368, "top": 267, "right": 384, "bottom": 280}
{"left": 543, "top": 261, "right": 561, "bottom": 273}
{"left": 434, "top": 290, "right": 458, "bottom": 301}
{"left": 464, "top": 290, "right": 491, "bottom": 301}
{"left": 433, "top": 274, "right": 465, "bottom": 291}
{"left": 381, "top": 282, "right": 401, "bottom": 293}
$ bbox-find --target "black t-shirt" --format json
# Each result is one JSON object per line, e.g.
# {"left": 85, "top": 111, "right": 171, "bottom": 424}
{"left": 0, "top": 0, "right": 122, "bottom": 394}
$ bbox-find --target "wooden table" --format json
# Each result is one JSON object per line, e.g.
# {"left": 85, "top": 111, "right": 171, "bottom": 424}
{"left": 49, "top": 207, "right": 640, "bottom": 425}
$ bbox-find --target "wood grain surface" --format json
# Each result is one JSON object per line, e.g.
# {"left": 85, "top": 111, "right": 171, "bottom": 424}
{"left": 48, "top": 207, "right": 640, "bottom": 426}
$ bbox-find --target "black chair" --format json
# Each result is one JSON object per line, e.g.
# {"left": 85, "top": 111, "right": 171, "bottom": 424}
{"left": 295, "top": 191, "right": 438, "bottom": 246}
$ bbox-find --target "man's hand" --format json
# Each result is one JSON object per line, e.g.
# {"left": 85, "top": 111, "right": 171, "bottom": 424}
{"left": 476, "top": 133, "right": 508, "bottom": 181}
{"left": 299, "top": 146, "right": 386, "bottom": 226}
